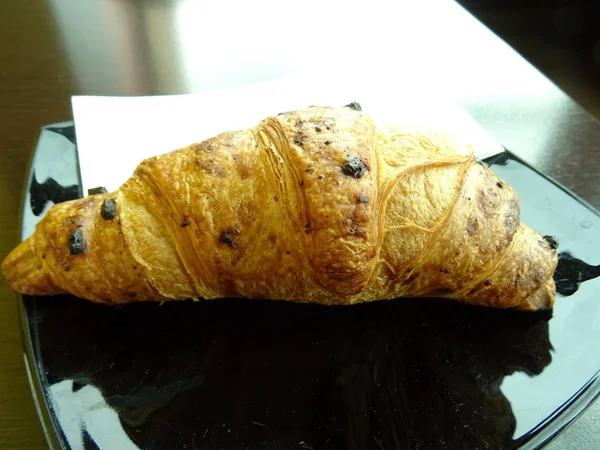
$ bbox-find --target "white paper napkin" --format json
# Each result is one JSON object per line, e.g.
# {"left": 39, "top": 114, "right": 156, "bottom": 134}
{"left": 72, "top": 69, "right": 504, "bottom": 194}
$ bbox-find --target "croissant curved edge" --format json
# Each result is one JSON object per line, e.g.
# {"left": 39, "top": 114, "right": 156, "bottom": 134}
{"left": 1, "top": 105, "right": 558, "bottom": 311}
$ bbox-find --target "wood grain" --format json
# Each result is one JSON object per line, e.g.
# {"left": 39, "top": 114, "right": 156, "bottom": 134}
{"left": 0, "top": 1, "right": 72, "bottom": 449}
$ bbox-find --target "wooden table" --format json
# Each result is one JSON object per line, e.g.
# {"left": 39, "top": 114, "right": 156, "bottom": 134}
{"left": 1, "top": 1, "right": 599, "bottom": 448}
{"left": 0, "top": 2, "right": 73, "bottom": 449}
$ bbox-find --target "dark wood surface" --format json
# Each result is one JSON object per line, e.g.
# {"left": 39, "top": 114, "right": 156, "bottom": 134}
{"left": 0, "top": 2, "right": 72, "bottom": 449}
{"left": 458, "top": 0, "right": 600, "bottom": 119}
{"left": 1, "top": 1, "right": 599, "bottom": 449}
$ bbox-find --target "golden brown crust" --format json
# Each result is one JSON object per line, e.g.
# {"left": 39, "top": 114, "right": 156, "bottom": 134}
{"left": 1, "top": 106, "right": 558, "bottom": 310}
{"left": 26, "top": 195, "right": 159, "bottom": 303}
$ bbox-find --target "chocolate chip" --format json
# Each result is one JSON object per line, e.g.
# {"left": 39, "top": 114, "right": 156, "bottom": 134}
{"left": 484, "top": 280, "right": 492, "bottom": 287}
{"left": 181, "top": 217, "right": 190, "bottom": 227}
{"left": 344, "top": 102, "right": 362, "bottom": 111}
{"left": 357, "top": 193, "right": 370, "bottom": 205}
{"left": 64, "top": 265, "right": 71, "bottom": 272}
{"left": 68, "top": 229, "right": 85, "bottom": 254}
{"left": 294, "top": 132, "right": 306, "bottom": 147}
{"left": 324, "top": 140, "right": 332, "bottom": 146}
{"left": 496, "top": 181, "right": 504, "bottom": 188}
{"left": 543, "top": 235, "right": 559, "bottom": 250}
{"left": 101, "top": 198, "right": 117, "bottom": 220}
{"left": 304, "top": 221, "right": 312, "bottom": 234}
{"left": 315, "top": 127, "right": 322, "bottom": 133}
{"left": 87, "top": 186, "right": 108, "bottom": 196}
{"left": 220, "top": 230, "right": 238, "bottom": 249}
{"left": 341, "top": 157, "right": 366, "bottom": 179}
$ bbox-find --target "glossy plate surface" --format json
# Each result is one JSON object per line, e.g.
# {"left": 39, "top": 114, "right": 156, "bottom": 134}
{"left": 19, "top": 125, "right": 600, "bottom": 450}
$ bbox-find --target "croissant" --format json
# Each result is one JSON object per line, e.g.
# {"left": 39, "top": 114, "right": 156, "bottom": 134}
{"left": 2, "top": 105, "right": 558, "bottom": 311}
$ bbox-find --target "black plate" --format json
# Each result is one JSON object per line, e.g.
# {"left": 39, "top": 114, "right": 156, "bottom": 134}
{"left": 17, "top": 124, "right": 600, "bottom": 450}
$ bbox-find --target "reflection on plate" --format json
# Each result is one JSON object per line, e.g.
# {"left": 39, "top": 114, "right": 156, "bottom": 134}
{"left": 31, "top": 294, "right": 551, "bottom": 450}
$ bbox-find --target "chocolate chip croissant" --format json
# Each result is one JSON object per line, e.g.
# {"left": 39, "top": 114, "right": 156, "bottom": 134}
{"left": 1, "top": 105, "right": 558, "bottom": 311}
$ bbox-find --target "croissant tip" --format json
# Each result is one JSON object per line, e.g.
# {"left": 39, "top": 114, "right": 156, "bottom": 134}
{"left": 1, "top": 237, "right": 63, "bottom": 297}
{"left": 513, "top": 278, "right": 556, "bottom": 312}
